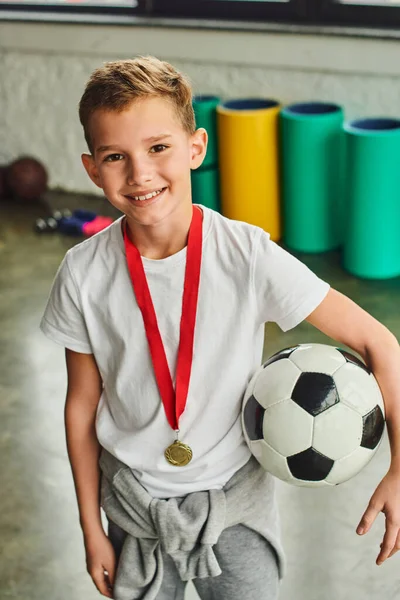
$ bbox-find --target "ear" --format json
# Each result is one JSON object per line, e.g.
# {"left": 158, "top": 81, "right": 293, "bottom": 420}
{"left": 81, "top": 153, "right": 103, "bottom": 189}
{"left": 190, "top": 128, "right": 208, "bottom": 171}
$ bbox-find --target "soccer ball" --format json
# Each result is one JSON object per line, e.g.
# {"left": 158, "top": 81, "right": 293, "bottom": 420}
{"left": 242, "top": 343, "right": 385, "bottom": 487}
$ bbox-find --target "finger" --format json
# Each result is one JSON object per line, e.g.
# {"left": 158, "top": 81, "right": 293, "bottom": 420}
{"left": 91, "top": 568, "right": 114, "bottom": 598}
{"left": 357, "top": 502, "right": 382, "bottom": 535}
{"left": 387, "top": 529, "right": 400, "bottom": 559}
{"left": 104, "top": 569, "right": 115, "bottom": 595}
{"left": 376, "top": 522, "right": 399, "bottom": 565}
{"left": 104, "top": 559, "right": 116, "bottom": 586}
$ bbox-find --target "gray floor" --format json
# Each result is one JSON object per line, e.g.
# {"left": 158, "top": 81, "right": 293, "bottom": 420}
{"left": 1, "top": 192, "right": 399, "bottom": 600}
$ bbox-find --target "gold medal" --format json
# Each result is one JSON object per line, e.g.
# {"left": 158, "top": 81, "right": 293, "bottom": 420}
{"left": 165, "top": 440, "right": 193, "bottom": 467}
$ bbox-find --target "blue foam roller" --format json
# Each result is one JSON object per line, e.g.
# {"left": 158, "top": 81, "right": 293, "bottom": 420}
{"left": 59, "top": 216, "right": 86, "bottom": 235}
{"left": 73, "top": 209, "right": 97, "bottom": 222}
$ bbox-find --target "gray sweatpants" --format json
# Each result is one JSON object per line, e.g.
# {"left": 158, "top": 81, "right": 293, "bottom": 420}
{"left": 108, "top": 520, "right": 280, "bottom": 600}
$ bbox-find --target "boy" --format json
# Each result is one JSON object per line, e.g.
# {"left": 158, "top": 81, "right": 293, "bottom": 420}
{"left": 40, "top": 56, "right": 400, "bottom": 600}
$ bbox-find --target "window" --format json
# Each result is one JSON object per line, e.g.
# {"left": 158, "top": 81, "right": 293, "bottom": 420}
{"left": 320, "top": 0, "right": 400, "bottom": 26}
{"left": 15, "top": 0, "right": 136, "bottom": 4}
{"left": 150, "top": 0, "right": 307, "bottom": 23}
{"left": 339, "top": 0, "right": 400, "bottom": 4}
{"left": 0, "top": 0, "right": 142, "bottom": 16}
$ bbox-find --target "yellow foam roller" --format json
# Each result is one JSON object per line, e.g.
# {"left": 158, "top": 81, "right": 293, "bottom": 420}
{"left": 217, "top": 99, "right": 281, "bottom": 240}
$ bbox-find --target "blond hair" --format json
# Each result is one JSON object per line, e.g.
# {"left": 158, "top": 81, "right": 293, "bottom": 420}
{"left": 79, "top": 56, "right": 196, "bottom": 153}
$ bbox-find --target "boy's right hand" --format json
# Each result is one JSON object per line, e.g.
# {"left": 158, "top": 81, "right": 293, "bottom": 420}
{"left": 84, "top": 529, "right": 117, "bottom": 598}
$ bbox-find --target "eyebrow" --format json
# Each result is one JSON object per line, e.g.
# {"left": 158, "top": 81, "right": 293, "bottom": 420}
{"left": 96, "top": 134, "right": 172, "bottom": 154}
{"left": 144, "top": 134, "right": 173, "bottom": 143}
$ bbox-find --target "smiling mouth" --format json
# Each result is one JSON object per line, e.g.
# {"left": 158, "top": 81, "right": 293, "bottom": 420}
{"left": 126, "top": 187, "right": 167, "bottom": 201}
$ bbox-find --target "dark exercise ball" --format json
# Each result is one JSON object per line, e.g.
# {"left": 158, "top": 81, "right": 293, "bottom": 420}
{"left": 6, "top": 156, "right": 48, "bottom": 202}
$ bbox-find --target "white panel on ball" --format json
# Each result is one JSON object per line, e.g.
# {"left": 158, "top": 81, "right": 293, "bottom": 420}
{"left": 313, "top": 403, "right": 363, "bottom": 460}
{"left": 250, "top": 440, "right": 294, "bottom": 482}
{"left": 253, "top": 359, "right": 301, "bottom": 409}
{"left": 289, "top": 343, "right": 346, "bottom": 375}
{"left": 333, "top": 363, "right": 384, "bottom": 416}
{"left": 291, "top": 478, "right": 333, "bottom": 488}
{"left": 325, "top": 446, "right": 375, "bottom": 485}
{"left": 263, "top": 400, "right": 313, "bottom": 456}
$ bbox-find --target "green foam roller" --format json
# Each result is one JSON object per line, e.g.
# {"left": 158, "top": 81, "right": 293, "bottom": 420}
{"left": 343, "top": 118, "right": 400, "bottom": 279}
{"left": 191, "top": 167, "right": 220, "bottom": 212}
{"left": 280, "top": 102, "right": 345, "bottom": 253}
{"left": 193, "top": 96, "right": 220, "bottom": 169}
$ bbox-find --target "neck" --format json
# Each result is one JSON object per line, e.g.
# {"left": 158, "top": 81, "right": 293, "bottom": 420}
{"left": 125, "top": 203, "right": 195, "bottom": 260}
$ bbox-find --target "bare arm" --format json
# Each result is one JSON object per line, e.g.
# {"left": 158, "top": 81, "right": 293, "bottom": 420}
{"left": 64, "top": 348, "right": 104, "bottom": 539}
{"left": 65, "top": 349, "right": 116, "bottom": 598}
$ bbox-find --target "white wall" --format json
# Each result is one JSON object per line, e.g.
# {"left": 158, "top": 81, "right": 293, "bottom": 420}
{"left": 1, "top": 20, "right": 400, "bottom": 195}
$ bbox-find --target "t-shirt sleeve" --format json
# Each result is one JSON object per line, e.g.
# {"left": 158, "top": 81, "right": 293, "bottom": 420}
{"left": 40, "top": 252, "right": 93, "bottom": 353}
{"left": 252, "top": 229, "right": 330, "bottom": 332}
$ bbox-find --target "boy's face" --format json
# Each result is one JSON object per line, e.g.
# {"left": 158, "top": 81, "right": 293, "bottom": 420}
{"left": 82, "top": 96, "right": 207, "bottom": 226}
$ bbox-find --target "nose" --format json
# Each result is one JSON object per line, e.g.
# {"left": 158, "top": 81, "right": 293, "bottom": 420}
{"left": 126, "top": 157, "right": 153, "bottom": 187}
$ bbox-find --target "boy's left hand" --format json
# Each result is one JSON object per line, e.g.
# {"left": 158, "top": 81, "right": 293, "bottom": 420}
{"left": 357, "top": 467, "right": 400, "bottom": 565}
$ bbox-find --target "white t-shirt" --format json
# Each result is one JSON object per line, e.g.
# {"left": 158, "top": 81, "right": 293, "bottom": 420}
{"left": 40, "top": 205, "right": 330, "bottom": 498}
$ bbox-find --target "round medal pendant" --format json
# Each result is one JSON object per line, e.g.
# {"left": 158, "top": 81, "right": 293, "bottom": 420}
{"left": 165, "top": 440, "right": 193, "bottom": 467}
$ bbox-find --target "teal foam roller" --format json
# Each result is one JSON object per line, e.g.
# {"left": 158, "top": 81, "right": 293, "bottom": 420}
{"left": 193, "top": 96, "right": 221, "bottom": 169}
{"left": 280, "top": 102, "right": 345, "bottom": 253}
{"left": 191, "top": 167, "right": 220, "bottom": 212}
{"left": 343, "top": 118, "right": 400, "bottom": 279}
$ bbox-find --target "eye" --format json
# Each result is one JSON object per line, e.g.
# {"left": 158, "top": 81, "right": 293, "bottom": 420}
{"left": 150, "top": 144, "right": 168, "bottom": 154}
{"left": 104, "top": 153, "right": 124, "bottom": 162}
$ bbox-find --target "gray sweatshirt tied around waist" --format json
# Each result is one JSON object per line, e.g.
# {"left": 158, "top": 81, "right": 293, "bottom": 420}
{"left": 99, "top": 449, "right": 286, "bottom": 600}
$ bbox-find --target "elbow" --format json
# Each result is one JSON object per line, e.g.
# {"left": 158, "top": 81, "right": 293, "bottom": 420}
{"left": 64, "top": 394, "right": 98, "bottom": 432}
{"left": 363, "top": 325, "right": 399, "bottom": 367}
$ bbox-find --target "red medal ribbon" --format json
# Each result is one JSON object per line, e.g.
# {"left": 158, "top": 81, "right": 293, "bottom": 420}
{"left": 123, "top": 205, "right": 203, "bottom": 431}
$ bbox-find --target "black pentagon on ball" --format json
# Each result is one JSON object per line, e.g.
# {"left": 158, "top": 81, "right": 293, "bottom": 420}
{"left": 361, "top": 405, "right": 385, "bottom": 450}
{"left": 292, "top": 372, "right": 339, "bottom": 416}
{"left": 336, "top": 348, "right": 371, "bottom": 375}
{"left": 287, "top": 447, "right": 335, "bottom": 481}
{"left": 263, "top": 346, "right": 300, "bottom": 368}
{"left": 243, "top": 394, "right": 265, "bottom": 441}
